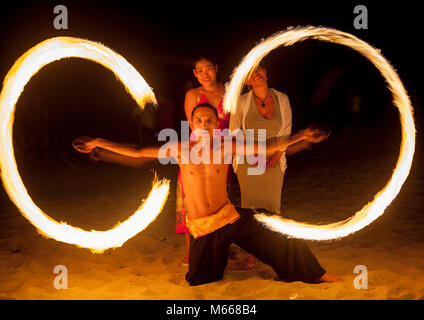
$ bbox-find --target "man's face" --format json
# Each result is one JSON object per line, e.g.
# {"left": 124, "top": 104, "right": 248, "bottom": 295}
{"left": 193, "top": 59, "right": 217, "bottom": 87}
{"left": 191, "top": 107, "right": 218, "bottom": 137}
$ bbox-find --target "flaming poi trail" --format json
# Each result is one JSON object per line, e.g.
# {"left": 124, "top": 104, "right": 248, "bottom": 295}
{"left": 0, "top": 37, "right": 170, "bottom": 253}
{"left": 224, "top": 26, "right": 415, "bottom": 240}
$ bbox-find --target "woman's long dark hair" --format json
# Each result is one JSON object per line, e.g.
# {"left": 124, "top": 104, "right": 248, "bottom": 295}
{"left": 192, "top": 56, "right": 218, "bottom": 70}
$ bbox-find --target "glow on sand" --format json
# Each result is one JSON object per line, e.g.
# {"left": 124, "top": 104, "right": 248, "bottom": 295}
{"left": 0, "top": 37, "right": 169, "bottom": 253}
{"left": 224, "top": 26, "right": 415, "bottom": 240}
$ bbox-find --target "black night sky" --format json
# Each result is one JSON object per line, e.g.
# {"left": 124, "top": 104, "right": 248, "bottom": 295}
{"left": 0, "top": 1, "right": 421, "bottom": 199}
{"left": 0, "top": 0, "right": 422, "bottom": 193}
{"left": 0, "top": 0, "right": 424, "bottom": 302}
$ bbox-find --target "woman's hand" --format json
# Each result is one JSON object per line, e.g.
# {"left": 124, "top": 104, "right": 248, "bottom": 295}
{"left": 266, "top": 151, "right": 283, "bottom": 169}
{"left": 72, "top": 136, "right": 98, "bottom": 153}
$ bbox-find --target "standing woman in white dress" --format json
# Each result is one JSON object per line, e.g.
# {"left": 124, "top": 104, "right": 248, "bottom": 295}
{"left": 229, "top": 65, "right": 292, "bottom": 269}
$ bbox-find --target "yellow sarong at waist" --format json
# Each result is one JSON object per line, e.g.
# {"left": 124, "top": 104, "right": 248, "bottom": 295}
{"left": 186, "top": 201, "right": 240, "bottom": 239}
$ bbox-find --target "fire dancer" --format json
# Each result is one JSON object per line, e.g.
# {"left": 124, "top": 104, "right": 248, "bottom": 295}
{"left": 73, "top": 103, "right": 342, "bottom": 286}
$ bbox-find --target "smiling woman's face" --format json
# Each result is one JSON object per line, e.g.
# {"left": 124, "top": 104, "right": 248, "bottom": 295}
{"left": 246, "top": 66, "right": 267, "bottom": 88}
{"left": 193, "top": 59, "right": 217, "bottom": 87}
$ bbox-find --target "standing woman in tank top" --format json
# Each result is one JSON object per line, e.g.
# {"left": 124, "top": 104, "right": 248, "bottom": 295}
{"left": 176, "top": 57, "right": 231, "bottom": 264}
{"left": 230, "top": 65, "right": 293, "bottom": 270}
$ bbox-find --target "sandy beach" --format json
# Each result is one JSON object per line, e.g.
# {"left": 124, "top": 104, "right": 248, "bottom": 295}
{"left": 0, "top": 116, "right": 423, "bottom": 300}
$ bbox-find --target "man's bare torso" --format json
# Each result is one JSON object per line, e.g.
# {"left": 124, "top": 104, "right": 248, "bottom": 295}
{"left": 178, "top": 141, "right": 230, "bottom": 219}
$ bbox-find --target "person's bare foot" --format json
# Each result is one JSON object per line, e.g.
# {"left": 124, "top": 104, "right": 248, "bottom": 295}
{"left": 314, "top": 272, "right": 343, "bottom": 283}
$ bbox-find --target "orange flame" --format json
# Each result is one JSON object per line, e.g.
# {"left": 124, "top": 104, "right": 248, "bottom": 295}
{"left": 0, "top": 37, "right": 169, "bottom": 252}
{"left": 224, "top": 26, "right": 415, "bottom": 240}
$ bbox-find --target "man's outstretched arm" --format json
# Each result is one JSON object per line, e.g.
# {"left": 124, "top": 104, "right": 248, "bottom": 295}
{"left": 285, "top": 140, "right": 312, "bottom": 156}
{"left": 89, "top": 147, "right": 156, "bottom": 167}
{"left": 229, "top": 127, "right": 328, "bottom": 158}
{"left": 73, "top": 136, "right": 176, "bottom": 160}
{"left": 95, "top": 138, "right": 160, "bottom": 158}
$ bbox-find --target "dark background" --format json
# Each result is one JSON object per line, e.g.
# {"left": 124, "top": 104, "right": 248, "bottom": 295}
{"left": 0, "top": 0, "right": 421, "bottom": 182}
{"left": 0, "top": 3, "right": 423, "bottom": 300}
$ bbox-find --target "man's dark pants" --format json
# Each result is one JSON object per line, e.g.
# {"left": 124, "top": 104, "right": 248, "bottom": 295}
{"left": 186, "top": 208, "right": 326, "bottom": 286}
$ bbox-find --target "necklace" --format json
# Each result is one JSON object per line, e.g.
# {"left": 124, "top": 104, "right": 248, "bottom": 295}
{"left": 253, "top": 89, "right": 269, "bottom": 108}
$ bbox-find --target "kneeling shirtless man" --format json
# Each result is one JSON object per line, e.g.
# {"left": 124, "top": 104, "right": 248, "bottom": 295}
{"left": 74, "top": 102, "right": 342, "bottom": 286}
